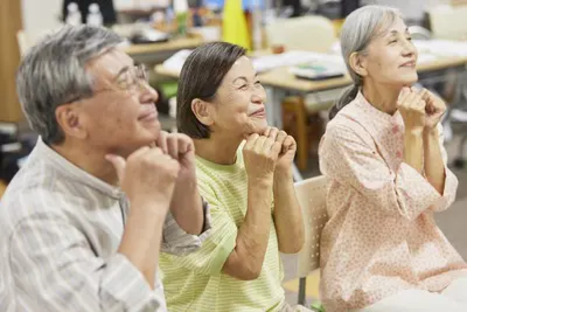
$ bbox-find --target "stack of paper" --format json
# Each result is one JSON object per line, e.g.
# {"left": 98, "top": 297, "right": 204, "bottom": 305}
{"left": 413, "top": 39, "right": 467, "bottom": 57}
{"left": 161, "top": 49, "right": 193, "bottom": 74}
{"left": 252, "top": 51, "right": 344, "bottom": 73}
{"left": 289, "top": 61, "right": 346, "bottom": 80}
{"left": 162, "top": 49, "right": 348, "bottom": 75}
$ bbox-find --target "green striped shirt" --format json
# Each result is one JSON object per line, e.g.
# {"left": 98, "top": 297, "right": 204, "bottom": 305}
{"left": 160, "top": 148, "right": 285, "bottom": 311}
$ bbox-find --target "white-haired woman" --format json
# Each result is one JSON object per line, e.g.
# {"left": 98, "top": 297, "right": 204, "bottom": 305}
{"left": 318, "top": 5, "right": 467, "bottom": 312}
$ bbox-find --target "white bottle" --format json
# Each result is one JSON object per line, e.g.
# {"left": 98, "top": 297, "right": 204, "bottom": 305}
{"left": 65, "top": 2, "right": 82, "bottom": 26}
{"left": 87, "top": 3, "right": 103, "bottom": 27}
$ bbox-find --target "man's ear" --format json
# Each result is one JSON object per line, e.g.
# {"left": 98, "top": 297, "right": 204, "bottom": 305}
{"left": 54, "top": 103, "right": 87, "bottom": 140}
{"left": 349, "top": 52, "right": 368, "bottom": 77}
{"left": 191, "top": 98, "right": 215, "bottom": 127}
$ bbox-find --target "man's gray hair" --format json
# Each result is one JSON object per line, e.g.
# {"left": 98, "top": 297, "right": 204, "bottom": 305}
{"left": 16, "top": 25, "right": 124, "bottom": 144}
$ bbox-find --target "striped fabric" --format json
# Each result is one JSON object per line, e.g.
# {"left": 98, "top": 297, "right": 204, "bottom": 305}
{"left": 0, "top": 138, "right": 211, "bottom": 312}
{"left": 160, "top": 147, "right": 285, "bottom": 312}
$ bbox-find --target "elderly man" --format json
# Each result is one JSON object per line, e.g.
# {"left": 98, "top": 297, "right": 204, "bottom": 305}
{"left": 0, "top": 25, "right": 209, "bottom": 311}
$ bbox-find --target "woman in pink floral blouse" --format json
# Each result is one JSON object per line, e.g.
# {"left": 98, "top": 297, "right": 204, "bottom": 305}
{"left": 318, "top": 5, "right": 467, "bottom": 312}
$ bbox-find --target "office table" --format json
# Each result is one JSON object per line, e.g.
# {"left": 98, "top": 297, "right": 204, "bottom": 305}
{"left": 124, "top": 37, "right": 204, "bottom": 55}
{"left": 123, "top": 37, "right": 205, "bottom": 63}
{"left": 154, "top": 53, "right": 466, "bottom": 128}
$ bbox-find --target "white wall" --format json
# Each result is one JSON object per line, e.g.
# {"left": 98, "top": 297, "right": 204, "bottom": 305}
{"left": 20, "top": 0, "right": 64, "bottom": 34}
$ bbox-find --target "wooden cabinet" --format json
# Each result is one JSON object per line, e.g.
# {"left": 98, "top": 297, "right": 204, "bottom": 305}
{"left": 0, "top": 0, "right": 24, "bottom": 123}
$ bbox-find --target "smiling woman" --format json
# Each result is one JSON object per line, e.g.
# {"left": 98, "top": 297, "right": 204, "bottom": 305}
{"left": 176, "top": 42, "right": 252, "bottom": 139}
{"left": 160, "top": 42, "right": 306, "bottom": 311}
{"left": 177, "top": 43, "right": 269, "bottom": 142}
{"left": 318, "top": 5, "right": 467, "bottom": 312}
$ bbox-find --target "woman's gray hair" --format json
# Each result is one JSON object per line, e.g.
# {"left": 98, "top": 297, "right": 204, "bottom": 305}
{"left": 329, "top": 5, "right": 402, "bottom": 120}
{"left": 16, "top": 25, "right": 123, "bottom": 144}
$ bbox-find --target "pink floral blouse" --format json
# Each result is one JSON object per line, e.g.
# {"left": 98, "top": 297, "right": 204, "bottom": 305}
{"left": 318, "top": 91, "right": 467, "bottom": 311}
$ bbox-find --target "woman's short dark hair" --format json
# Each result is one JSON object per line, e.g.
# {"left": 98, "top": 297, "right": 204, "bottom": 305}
{"left": 177, "top": 42, "right": 246, "bottom": 139}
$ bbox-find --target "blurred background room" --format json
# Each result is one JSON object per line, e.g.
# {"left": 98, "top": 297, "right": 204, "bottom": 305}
{"left": 0, "top": 0, "right": 466, "bottom": 307}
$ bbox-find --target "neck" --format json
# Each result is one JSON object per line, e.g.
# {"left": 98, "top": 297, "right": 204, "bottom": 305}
{"left": 361, "top": 80, "right": 402, "bottom": 115}
{"left": 194, "top": 132, "right": 243, "bottom": 165}
{"left": 51, "top": 139, "right": 120, "bottom": 186}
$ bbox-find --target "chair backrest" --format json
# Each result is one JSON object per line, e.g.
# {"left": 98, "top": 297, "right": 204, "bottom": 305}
{"left": 265, "top": 15, "right": 337, "bottom": 53}
{"left": 294, "top": 175, "right": 328, "bottom": 278}
{"left": 427, "top": 4, "right": 467, "bottom": 41}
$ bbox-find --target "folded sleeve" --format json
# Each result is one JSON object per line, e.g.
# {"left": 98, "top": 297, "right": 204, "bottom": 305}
{"left": 429, "top": 123, "right": 459, "bottom": 212}
{"left": 161, "top": 198, "right": 212, "bottom": 256}
{"left": 161, "top": 184, "right": 237, "bottom": 276}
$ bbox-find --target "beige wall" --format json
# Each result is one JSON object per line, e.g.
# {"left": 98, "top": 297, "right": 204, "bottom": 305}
{"left": 0, "top": 0, "right": 63, "bottom": 123}
{"left": 0, "top": 0, "right": 24, "bottom": 122}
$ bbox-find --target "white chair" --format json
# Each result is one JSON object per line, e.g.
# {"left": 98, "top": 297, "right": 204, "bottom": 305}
{"left": 265, "top": 15, "right": 336, "bottom": 53}
{"left": 293, "top": 175, "right": 328, "bottom": 305}
{"left": 427, "top": 3, "right": 467, "bottom": 41}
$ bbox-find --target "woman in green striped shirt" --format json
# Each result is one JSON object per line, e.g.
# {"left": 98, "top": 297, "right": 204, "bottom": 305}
{"left": 160, "top": 42, "right": 306, "bottom": 312}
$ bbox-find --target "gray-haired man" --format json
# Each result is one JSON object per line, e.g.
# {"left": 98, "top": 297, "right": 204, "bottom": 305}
{"left": 0, "top": 26, "right": 210, "bottom": 311}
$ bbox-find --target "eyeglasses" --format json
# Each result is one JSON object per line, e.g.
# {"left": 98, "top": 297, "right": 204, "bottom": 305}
{"left": 110, "top": 63, "right": 150, "bottom": 93}
{"left": 66, "top": 64, "right": 150, "bottom": 103}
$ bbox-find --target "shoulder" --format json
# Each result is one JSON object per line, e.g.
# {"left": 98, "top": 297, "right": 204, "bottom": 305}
{"left": 323, "top": 114, "right": 374, "bottom": 150}
{"left": 0, "top": 182, "right": 71, "bottom": 242}
{"left": 0, "top": 159, "right": 105, "bottom": 236}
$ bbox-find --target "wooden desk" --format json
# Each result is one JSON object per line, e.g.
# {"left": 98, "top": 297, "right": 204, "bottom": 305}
{"left": 123, "top": 37, "right": 205, "bottom": 56}
{"left": 258, "top": 54, "right": 467, "bottom": 92}
{"left": 259, "top": 54, "right": 466, "bottom": 127}
{"left": 152, "top": 46, "right": 277, "bottom": 77}
{"left": 123, "top": 37, "right": 206, "bottom": 65}
{"left": 154, "top": 53, "right": 467, "bottom": 128}
{"left": 155, "top": 54, "right": 466, "bottom": 91}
